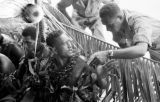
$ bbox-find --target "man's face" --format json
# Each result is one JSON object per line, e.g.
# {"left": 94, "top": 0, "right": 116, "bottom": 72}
{"left": 55, "top": 34, "right": 75, "bottom": 58}
{"left": 23, "top": 36, "right": 35, "bottom": 57}
{"left": 101, "top": 16, "right": 123, "bottom": 33}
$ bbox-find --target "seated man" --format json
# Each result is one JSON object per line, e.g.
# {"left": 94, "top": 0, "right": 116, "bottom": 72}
{"left": 16, "top": 26, "right": 52, "bottom": 81}
{"left": 21, "top": 26, "right": 51, "bottom": 59}
{"left": 13, "top": 26, "right": 52, "bottom": 102}
{"left": 46, "top": 30, "right": 105, "bottom": 102}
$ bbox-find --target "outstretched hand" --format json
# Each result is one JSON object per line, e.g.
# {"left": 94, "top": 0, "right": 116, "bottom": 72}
{"left": 87, "top": 51, "right": 109, "bottom": 65}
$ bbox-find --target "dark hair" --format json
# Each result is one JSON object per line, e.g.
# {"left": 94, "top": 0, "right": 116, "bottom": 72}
{"left": 46, "top": 30, "right": 63, "bottom": 47}
{"left": 22, "top": 26, "right": 37, "bottom": 40}
{"left": 99, "top": 3, "right": 120, "bottom": 19}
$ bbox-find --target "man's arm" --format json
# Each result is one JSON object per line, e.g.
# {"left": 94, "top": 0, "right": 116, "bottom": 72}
{"left": 88, "top": 42, "right": 148, "bottom": 64}
{"left": 111, "top": 42, "right": 148, "bottom": 59}
{"left": 57, "top": 0, "right": 73, "bottom": 22}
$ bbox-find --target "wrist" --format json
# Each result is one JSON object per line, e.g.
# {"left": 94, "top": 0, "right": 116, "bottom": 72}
{"left": 107, "top": 50, "right": 114, "bottom": 59}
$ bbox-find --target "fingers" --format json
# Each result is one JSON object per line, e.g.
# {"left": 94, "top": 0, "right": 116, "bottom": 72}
{"left": 103, "top": 60, "right": 119, "bottom": 72}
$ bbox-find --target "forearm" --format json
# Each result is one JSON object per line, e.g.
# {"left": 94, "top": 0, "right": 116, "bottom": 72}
{"left": 111, "top": 43, "right": 148, "bottom": 59}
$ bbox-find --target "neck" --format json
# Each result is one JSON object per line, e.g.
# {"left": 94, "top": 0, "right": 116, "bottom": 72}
{"left": 57, "top": 55, "right": 69, "bottom": 67}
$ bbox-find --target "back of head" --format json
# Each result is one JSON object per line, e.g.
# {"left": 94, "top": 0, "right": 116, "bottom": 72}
{"left": 99, "top": 3, "right": 120, "bottom": 19}
{"left": 0, "top": 54, "right": 15, "bottom": 75}
{"left": 46, "top": 30, "right": 63, "bottom": 47}
{"left": 22, "top": 26, "right": 37, "bottom": 40}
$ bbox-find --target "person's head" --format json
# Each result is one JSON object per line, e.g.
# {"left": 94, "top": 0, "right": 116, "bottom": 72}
{"left": 22, "top": 26, "right": 37, "bottom": 57}
{"left": 46, "top": 30, "right": 75, "bottom": 58}
{"left": 0, "top": 53, "right": 15, "bottom": 75}
{"left": 99, "top": 3, "right": 124, "bottom": 33}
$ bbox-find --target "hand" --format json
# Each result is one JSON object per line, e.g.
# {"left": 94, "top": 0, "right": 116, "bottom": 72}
{"left": 87, "top": 51, "right": 109, "bottom": 65}
{"left": 71, "top": 19, "right": 82, "bottom": 29}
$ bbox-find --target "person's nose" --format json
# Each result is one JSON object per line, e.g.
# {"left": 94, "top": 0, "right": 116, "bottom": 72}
{"left": 23, "top": 43, "right": 28, "bottom": 48}
{"left": 68, "top": 42, "right": 72, "bottom": 49}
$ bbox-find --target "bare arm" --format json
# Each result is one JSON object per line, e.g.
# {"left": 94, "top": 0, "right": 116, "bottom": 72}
{"left": 57, "top": 0, "right": 73, "bottom": 22}
{"left": 112, "top": 42, "right": 148, "bottom": 59}
{"left": 88, "top": 42, "right": 148, "bottom": 65}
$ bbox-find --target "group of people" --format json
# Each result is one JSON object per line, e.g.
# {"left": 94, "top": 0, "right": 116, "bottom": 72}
{"left": 58, "top": 0, "right": 160, "bottom": 62}
{"left": 0, "top": 0, "right": 160, "bottom": 102}
{"left": 0, "top": 26, "right": 108, "bottom": 102}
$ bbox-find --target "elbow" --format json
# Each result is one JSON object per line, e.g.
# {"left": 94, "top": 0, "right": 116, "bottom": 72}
{"left": 138, "top": 52, "right": 146, "bottom": 57}
{"left": 136, "top": 43, "right": 148, "bottom": 57}
{"left": 137, "top": 48, "right": 148, "bottom": 58}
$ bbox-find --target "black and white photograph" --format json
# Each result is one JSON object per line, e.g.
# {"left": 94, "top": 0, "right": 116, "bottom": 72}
{"left": 0, "top": 0, "right": 160, "bottom": 102}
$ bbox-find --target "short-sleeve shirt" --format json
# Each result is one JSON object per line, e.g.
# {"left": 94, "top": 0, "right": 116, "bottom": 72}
{"left": 113, "top": 10, "right": 160, "bottom": 50}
